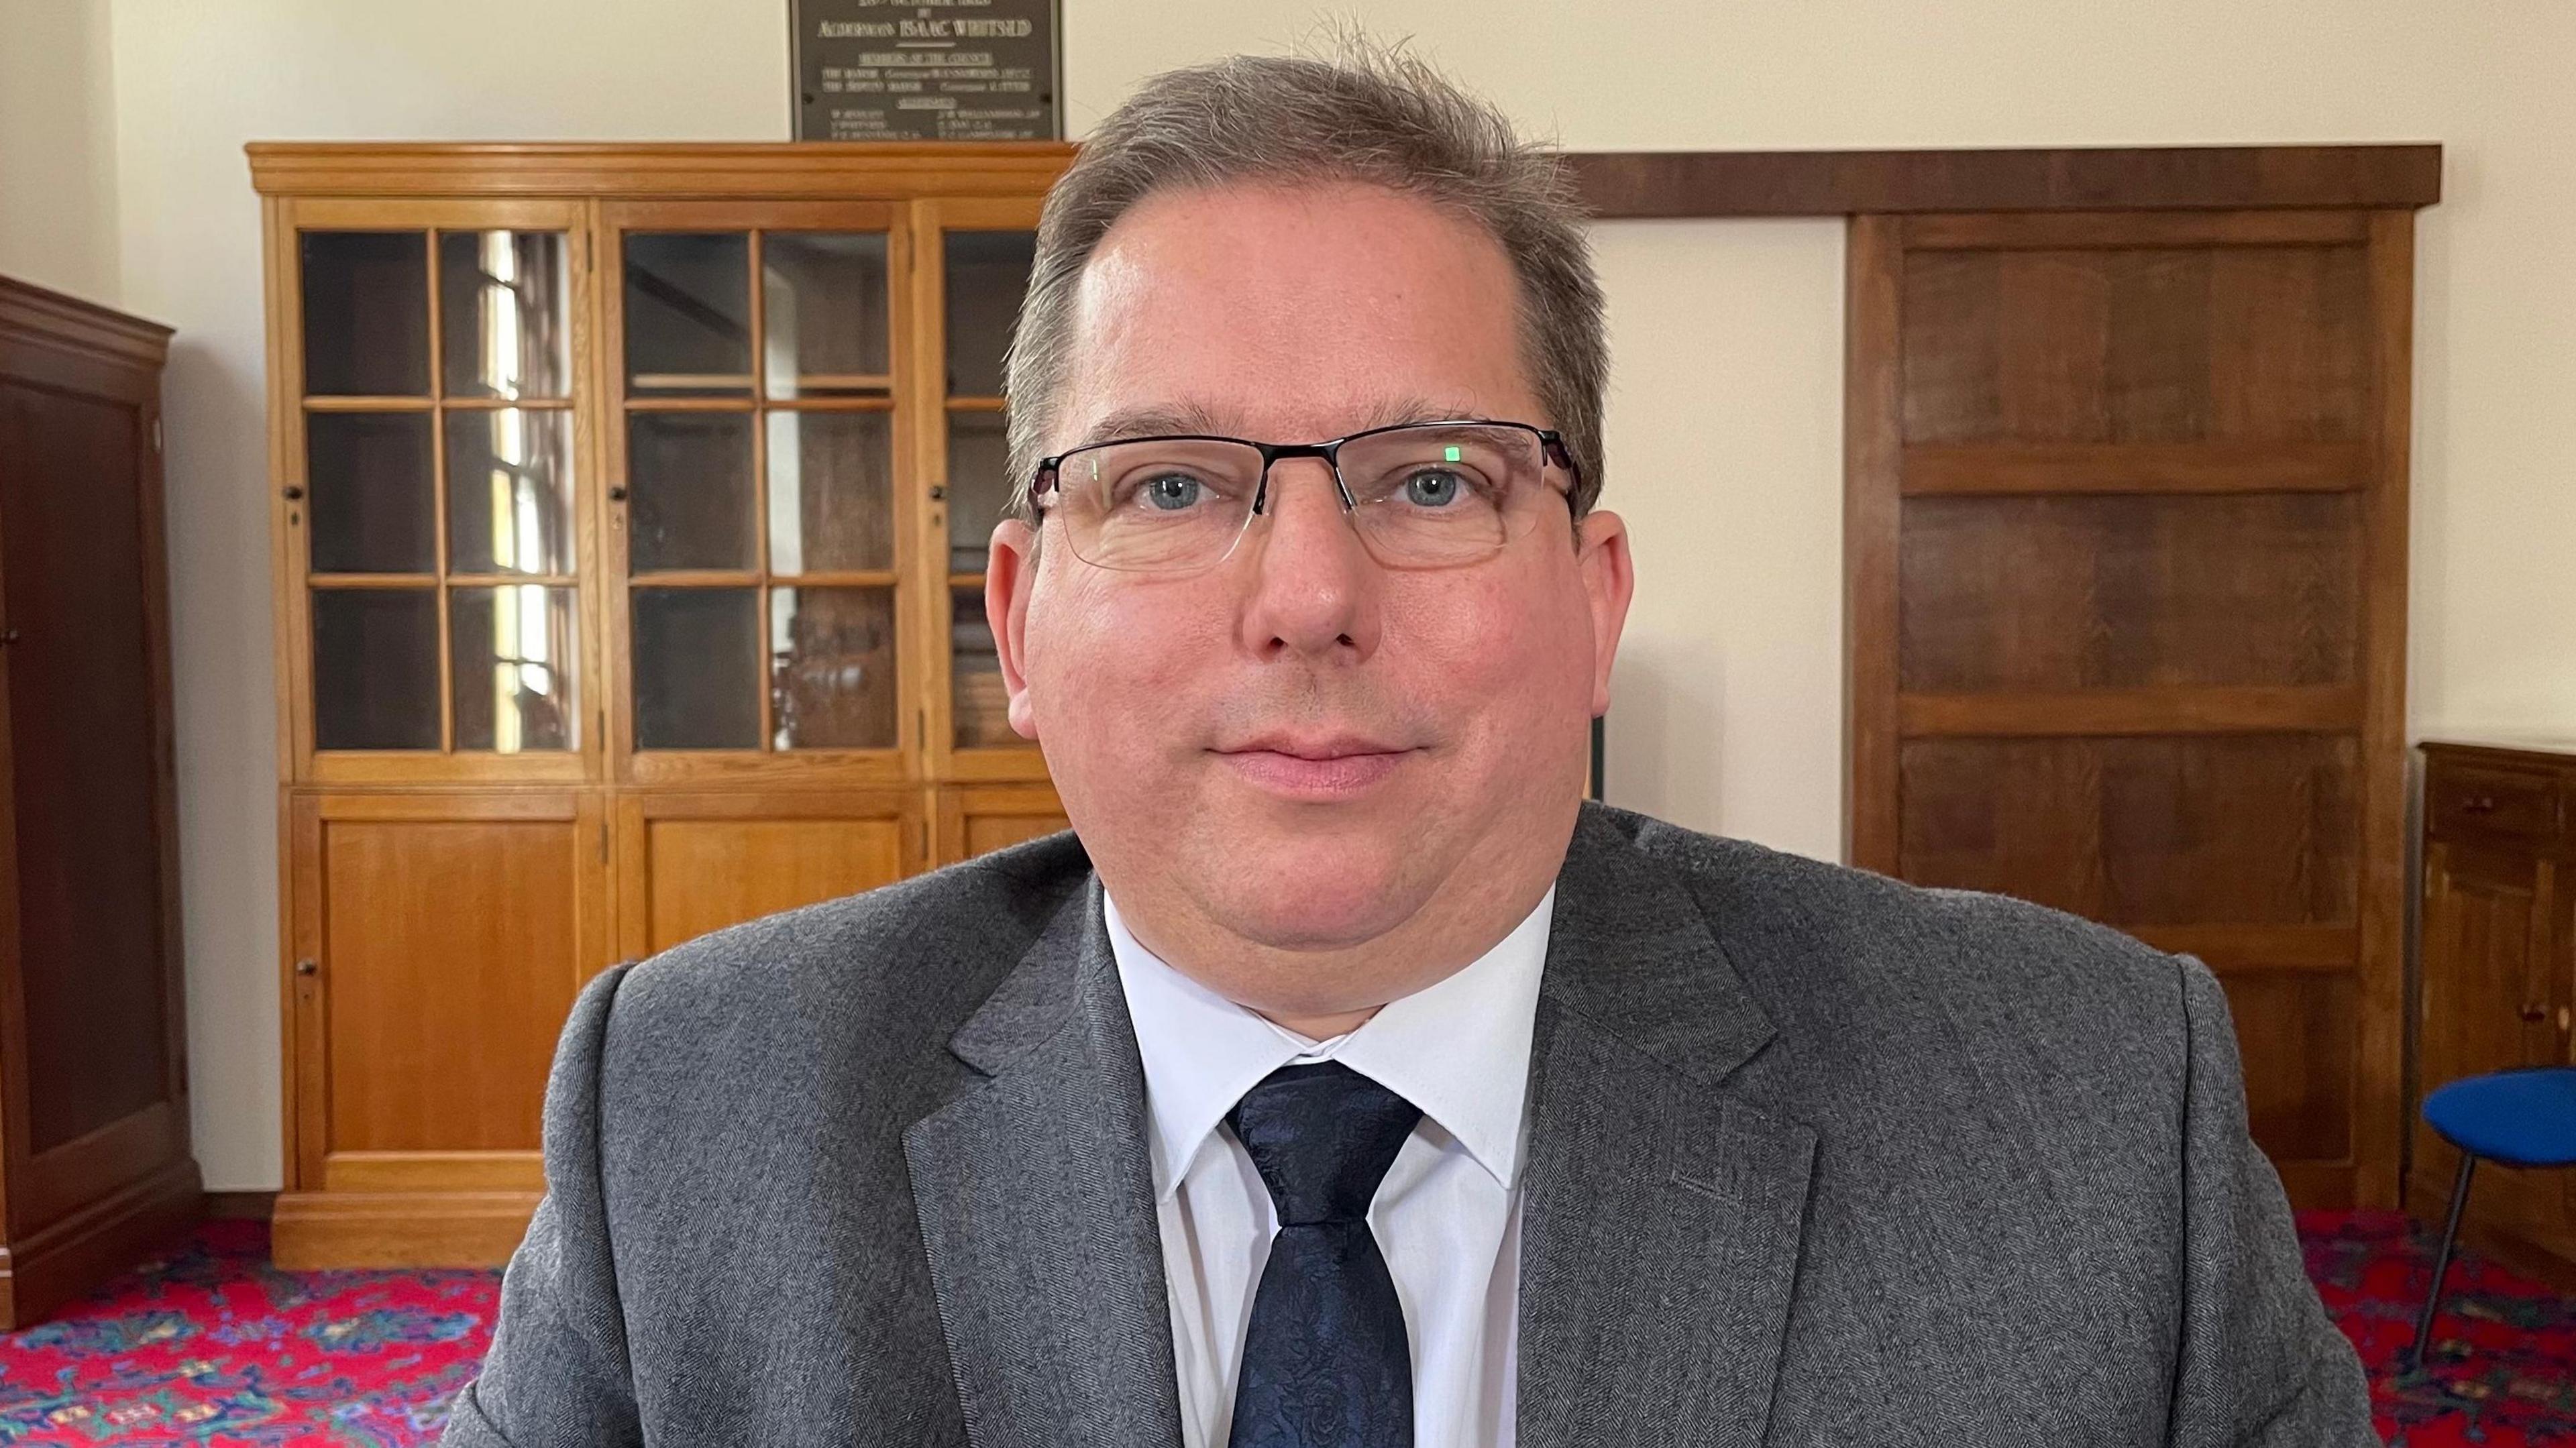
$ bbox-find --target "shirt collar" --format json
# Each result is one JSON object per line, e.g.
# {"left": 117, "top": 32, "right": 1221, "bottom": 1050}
{"left": 1106, "top": 887, "right": 1554, "bottom": 1203}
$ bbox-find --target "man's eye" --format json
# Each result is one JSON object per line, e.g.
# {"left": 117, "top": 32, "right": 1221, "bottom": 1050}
{"left": 1401, "top": 468, "right": 1468, "bottom": 508}
{"left": 1137, "top": 472, "right": 1204, "bottom": 510}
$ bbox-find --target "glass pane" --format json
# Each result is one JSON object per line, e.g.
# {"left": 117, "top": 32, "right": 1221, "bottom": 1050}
{"left": 302, "top": 232, "right": 429, "bottom": 396}
{"left": 771, "top": 587, "right": 897, "bottom": 749}
{"left": 944, "top": 231, "right": 1034, "bottom": 398}
{"left": 762, "top": 233, "right": 890, "bottom": 398}
{"left": 313, "top": 589, "right": 440, "bottom": 749}
{"left": 953, "top": 585, "right": 1016, "bottom": 748}
{"left": 451, "top": 585, "right": 579, "bottom": 752}
{"left": 447, "top": 409, "right": 575, "bottom": 576}
{"left": 440, "top": 230, "right": 572, "bottom": 399}
{"left": 945, "top": 409, "right": 1012, "bottom": 573}
{"left": 625, "top": 232, "right": 751, "bottom": 395}
{"left": 633, "top": 587, "right": 759, "bottom": 748}
{"left": 627, "top": 412, "right": 754, "bottom": 571}
{"left": 767, "top": 410, "right": 892, "bottom": 574}
{"left": 305, "top": 412, "right": 433, "bottom": 573}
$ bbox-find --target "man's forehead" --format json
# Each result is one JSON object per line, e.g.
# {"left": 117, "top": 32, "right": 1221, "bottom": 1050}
{"left": 1063, "top": 396, "right": 1498, "bottom": 450}
{"left": 1050, "top": 182, "right": 1540, "bottom": 450}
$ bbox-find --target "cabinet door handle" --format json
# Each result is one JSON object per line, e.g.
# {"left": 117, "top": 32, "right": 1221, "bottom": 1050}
{"left": 607, "top": 485, "right": 629, "bottom": 503}
{"left": 2520, "top": 1003, "right": 2546, "bottom": 1023}
{"left": 2464, "top": 795, "right": 2500, "bottom": 814}
{"left": 294, "top": 958, "right": 319, "bottom": 978}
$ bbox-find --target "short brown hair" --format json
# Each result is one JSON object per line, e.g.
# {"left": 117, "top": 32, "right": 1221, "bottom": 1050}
{"left": 1000, "top": 43, "right": 1608, "bottom": 524}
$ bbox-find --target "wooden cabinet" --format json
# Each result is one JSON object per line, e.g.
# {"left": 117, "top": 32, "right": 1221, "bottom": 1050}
{"left": 253, "top": 145, "right": 1076, "bottom": 1266}
{"left": 2411, "top": 740, "right": 2576, "bottom": 1282}
{"left": 1845, "top": 208, "right": 2420, "bottom": 1209}
{"left": 0, "top": 278, "right": 199, "bottom": 1325}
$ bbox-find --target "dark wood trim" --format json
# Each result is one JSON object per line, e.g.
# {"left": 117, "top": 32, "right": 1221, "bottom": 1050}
{"left": 246, "top": 142, "right": 2443, "bottom": 216}
{"left": 2353, "top": 209, "right": 2417, "bottom": 1211}
{"left": 205, "top": 1190, "right": 278, "bottom": 1221}
{"left": 1568, "top": 144, "right": 2440, "bottom": 219}
{"left": 2123, "top": 924, "right": 2359, "bottom": 974}
{"left": 1898, "top": 685, "right": 2363, "bottom": 738}
{"left": 1904, "top": 442, "right": 2368, "bottom": 497}
{"left": 248, "top": 142, "right": 1076, "bottom": 199}
{"left": 0, "top": 276, "right": 172, "bottom": 371}
{"left": 1842, "top": 216, "right": 1904, "bottom": 874}
{"left": 1902, "top": 208, "right": 2371, "bottom": 249}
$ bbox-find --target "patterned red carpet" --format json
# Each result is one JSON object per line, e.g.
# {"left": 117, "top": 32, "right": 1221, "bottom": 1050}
{"left": 0, "top": 1212, "right": 2570, "bottom": 1443}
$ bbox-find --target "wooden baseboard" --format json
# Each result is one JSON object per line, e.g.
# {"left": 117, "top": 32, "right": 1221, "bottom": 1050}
{"left": 2275, "top": 1160, "right": 2358, "bottom": 1211}
{"left": 0, "top": 1156, "right": 203, "bottom": 1329}
{"left": 205, "top": 1190, "right": 278, "bottom": 1221}
{"left": 270, "top": 1190, "right": 537, "bottom": 1270}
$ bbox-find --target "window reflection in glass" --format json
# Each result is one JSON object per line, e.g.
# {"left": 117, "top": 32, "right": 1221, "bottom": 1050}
{"left": 625, "top": 233, "right": 752, "bottom": 395}
{"left": 763, "top": 233, "right": 891, "bottom": 398}
{"left": 767, "top": 410, "right": 893, "bottom": 575}
{"left": 440, "top": 231, "right": 572, "bottom": 400}
{"left": 771, "top": 586, "right": 896, "bottom": 749}
{"left": 447, "top": 410, "right": 574, "bottom": 576}
{"left": 451, "top": 584, "right": 578, "bottom": 752}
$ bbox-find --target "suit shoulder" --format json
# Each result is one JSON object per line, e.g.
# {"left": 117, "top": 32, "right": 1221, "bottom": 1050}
{"left": 604, "top": 828, "right": 1091, "bottom": 1053}
{"left": 1589, "top": 803, "right": 2189, "bottom": 1055}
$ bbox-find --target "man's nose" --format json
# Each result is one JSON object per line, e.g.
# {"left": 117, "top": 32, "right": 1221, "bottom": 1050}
{"left": 1236, "top": 457, "right": 1381, "bottom": 662}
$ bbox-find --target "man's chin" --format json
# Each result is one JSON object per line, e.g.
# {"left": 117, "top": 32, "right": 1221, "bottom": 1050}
{"left": 1189, "top": 855, "right": 1434, "bottom": 954}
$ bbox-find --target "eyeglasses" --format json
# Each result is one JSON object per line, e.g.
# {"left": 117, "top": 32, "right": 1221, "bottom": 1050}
{"left": 1030, "top": 419, "right": 1579, "bottom": 573}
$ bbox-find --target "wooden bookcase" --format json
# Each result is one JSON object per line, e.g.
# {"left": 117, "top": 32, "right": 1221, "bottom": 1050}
{"left": 0, "top": 277, "right": 199, "bottom": 1325}
{"left": 250, "top": 145, "right": 1074, "bottom": 1266}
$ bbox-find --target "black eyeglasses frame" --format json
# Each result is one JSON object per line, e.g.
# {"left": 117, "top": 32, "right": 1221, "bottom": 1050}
{"left": 1029, "top": 418, "right": 1581, "bottom": 520}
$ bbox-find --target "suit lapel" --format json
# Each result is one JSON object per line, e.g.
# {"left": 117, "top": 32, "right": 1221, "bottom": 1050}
{"left": 902, "top": 881, "right": 1183, "bottom": 1448}
{"left": 1515, "top": 812, "right": 1818, "bottom": 1448}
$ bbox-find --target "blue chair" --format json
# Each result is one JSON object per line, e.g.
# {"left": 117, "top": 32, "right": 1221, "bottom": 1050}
{"left": 2411, "top": 1066, "right": 2576, "bottom": 1368}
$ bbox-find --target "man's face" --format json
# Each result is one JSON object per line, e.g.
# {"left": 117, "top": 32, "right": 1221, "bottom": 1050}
{"left": 988, "top": 180, "right": 1631, "bottom": 1013}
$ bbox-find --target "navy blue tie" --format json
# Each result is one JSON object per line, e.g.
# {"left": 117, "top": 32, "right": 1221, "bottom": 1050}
{"left": 1225, "top": 1061, "right": 1421, "bottom": 1448}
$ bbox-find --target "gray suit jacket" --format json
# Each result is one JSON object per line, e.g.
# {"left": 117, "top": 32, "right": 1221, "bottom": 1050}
{"left": 443, "top": 803, "right": 2377, "bottom": 1447}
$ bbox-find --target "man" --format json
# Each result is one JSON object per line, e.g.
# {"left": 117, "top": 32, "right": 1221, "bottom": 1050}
{"left": 445, "top": 47, "right": 2377, "bottom": 1448}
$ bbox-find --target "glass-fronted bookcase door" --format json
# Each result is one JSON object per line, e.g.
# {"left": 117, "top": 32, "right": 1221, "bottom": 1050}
{"left": 274, "top": 197, "right": 599, "bottom": 785}
{"left": 600, "top": 201, "right": 920, "bottom": 787}
{"left": 916, "top": 195, "right": 1044, "bottom": 786}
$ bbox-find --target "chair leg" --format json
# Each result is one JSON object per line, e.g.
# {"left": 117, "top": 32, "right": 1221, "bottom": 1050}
{"left": 2411, "top": 1152, "right": 2478, "bottom": 1370}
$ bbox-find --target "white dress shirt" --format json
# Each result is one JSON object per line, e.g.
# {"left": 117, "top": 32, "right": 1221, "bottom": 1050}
{"left": 1105, "top": 889, "right": 1553, "bottom": 1448}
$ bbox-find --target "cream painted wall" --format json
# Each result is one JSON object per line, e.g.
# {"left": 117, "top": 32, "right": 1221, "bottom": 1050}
{"left": 82, "top": 0, "right": 2576, "bottom": 1186}
{"left": 0, "top": 0, "right": 121, "bottom": 302}
{"left": 1593, "top": 221, "right": 1845, "bottom": 860}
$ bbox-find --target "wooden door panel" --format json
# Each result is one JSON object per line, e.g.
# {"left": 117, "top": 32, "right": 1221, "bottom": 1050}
{"left": 2222, "top": 972, "right": 2357, "bottom": 1166}
{"left": 616, "top": 791, "right": 918, "bottom": 958}
{"left": 2417, "top": 841, "right": 2555, "bottom": 1092}
{"left": 1898, "top": 734, "right": 2361, "bottom": 926}
{"left": 1898, "top": 492, "right": 2363, "bottom": 692}
{"left": 317, "top": 807, "right": 591, "bottom": 1155}
{"left": 1900, "top": 243, "right": 2369, "bottom": 445}
{"left": 641, "top": 818, "right": 902, "bottom": 953}
{"left": 934, "top": 783, "right": 1068, "bottom": 866}
{"left": 2414, "top": 840, "right": 2566, "bottom": 1248}
{"left": 0, "top": 380, "right": 172, "bottom": 1156}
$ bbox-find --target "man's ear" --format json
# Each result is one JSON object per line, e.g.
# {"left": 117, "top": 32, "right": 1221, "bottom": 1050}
{"left": 985, "top": 519, "right": 1041, "bottom": 740}
{"left": 1575, "top": 509, "right": 1634, "bottom": 718}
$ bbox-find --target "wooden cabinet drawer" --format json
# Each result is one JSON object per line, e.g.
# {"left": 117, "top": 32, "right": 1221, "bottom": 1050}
{"left": 2430, "top": 765, "right": 2567, "bottom": 844}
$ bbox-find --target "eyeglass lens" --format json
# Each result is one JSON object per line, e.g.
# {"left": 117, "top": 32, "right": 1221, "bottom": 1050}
{"left": 1049, "top": 423, "right": 1550, "bottom": 572}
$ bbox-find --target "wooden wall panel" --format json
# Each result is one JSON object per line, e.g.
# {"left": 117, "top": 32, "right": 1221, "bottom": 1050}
{"left": 1849, "top": 208, "right": 2414, "bottom": 1209}
{"left": 1898, "top": 735, "right": 2361, "bottom": 926}
{"left": 1898, "top": 494, "right": 2362, "bottom": 692}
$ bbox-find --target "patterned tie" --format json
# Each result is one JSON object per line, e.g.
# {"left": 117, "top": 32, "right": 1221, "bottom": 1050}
{"left": 1224, "top": 1060, "right": 1423, "bottom": 1448}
